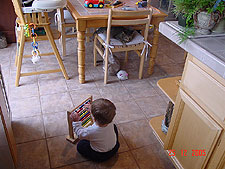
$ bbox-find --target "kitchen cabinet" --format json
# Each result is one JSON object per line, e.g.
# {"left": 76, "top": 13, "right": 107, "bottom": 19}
{"left": 150, "top": 53, "right": 225, "bottom": 169}
{"left": 0, "top": 68, "right": 17, "bottom": 169}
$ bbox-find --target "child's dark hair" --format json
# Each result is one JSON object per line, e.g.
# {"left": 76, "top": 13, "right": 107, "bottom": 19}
{"left": 91, "top": 98, "right": 116, "bottom": 125}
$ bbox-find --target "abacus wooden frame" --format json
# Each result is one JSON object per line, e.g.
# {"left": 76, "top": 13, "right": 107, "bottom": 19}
{"left": 66, "top": 96, "right": 93, "bottom": 144}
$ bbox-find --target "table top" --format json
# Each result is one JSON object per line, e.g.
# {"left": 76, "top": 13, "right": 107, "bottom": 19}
{"left": 67, "top": 0, "right": 167, "bottom": 20}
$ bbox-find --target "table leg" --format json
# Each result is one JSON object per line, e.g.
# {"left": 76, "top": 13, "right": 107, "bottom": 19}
{"left": 148, "top": 24, "right": 160, "bottom": 75}
{"left": 77, "top": 30, "right": 86, "bottom": 83}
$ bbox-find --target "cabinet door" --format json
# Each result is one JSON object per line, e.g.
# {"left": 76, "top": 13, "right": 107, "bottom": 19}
{"left": 171, "top": 89, "right": 222, "bottom": 169}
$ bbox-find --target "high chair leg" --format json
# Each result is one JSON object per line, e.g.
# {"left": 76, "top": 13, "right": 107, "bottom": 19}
{"left": 15, "top": 42, "right": 19, "bottom": 66}
{"left": 44, "top": 25, "right": 69, "bottom": 80}
{"left": 15, "top": 28, "right": 25, "bottom": 87}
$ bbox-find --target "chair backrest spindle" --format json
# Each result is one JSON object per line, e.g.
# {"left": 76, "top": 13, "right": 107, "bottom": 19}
{"left": 12, "top": 0, "right": 50, "bottom": 26}
{"left": 106, "top": 8, "right": 153, "bottom": 45}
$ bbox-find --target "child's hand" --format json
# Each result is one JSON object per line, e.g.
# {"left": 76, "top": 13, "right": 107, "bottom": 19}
{"left": 70, "top": 112, "right": 80, "bottom": 122}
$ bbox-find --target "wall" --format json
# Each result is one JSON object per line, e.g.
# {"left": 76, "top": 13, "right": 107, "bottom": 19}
{"left": 0, "top": 0, "right": 17, "bottom": 43}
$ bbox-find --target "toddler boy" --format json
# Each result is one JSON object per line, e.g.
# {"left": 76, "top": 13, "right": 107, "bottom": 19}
{"left": 70, "top": 98, "right": 120, "bottom": 162}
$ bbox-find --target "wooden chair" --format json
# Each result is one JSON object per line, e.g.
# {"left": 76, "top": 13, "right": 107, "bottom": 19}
{"left": 55, "top": 8, "right": 93, "bottom": 58}
{"left": 55, "top": 8, "right": 76, "bottom": 58}
{"left": 12, "top": 0, "right": 69, "bottom": 87}
{"left": 93, "top": 8, "right": 153, "bottom": 84}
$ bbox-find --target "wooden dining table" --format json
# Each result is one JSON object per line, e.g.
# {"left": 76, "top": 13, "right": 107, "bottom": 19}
{"left": 67, "top": 0, "right": 167, "bottom": 83}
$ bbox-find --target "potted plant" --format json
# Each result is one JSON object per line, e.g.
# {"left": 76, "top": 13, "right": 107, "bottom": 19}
{"left": 172, "top": 0, "right": 225, "bottom": 43}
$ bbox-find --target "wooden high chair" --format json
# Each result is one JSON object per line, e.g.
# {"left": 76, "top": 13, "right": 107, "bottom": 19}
{"left": 12, "top": 0, "right": 69, "bottom": 87}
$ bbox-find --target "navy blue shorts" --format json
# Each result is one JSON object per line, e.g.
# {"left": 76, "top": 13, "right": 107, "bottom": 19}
{"left": 77, "top": 124, "right": 120, "bottom": 162}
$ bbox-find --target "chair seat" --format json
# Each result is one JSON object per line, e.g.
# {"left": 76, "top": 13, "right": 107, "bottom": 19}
{"left": 64, "top": 10, "right": 75, "bottom": 24}
{"left": 97, "top": 31, "right": 144, "bottom": 46}
{"left": 32, "top": 0, "right": 67, "bottom": 10}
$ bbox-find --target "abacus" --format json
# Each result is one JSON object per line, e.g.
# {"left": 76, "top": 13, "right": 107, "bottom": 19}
{"left": 66, "top": 96, "right": 93, "bottom": 143}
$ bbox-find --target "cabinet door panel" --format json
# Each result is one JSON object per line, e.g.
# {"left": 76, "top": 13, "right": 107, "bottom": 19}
{"left": 182, "top": 60, "right": 225, "bottom": 123}
{"left": 172, "top": 89, "right": 222, "bottom": 169}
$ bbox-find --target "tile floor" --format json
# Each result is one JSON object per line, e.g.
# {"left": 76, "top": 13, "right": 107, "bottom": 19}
{"left": 0, "top": 29, "right": 185, "bottom": 169}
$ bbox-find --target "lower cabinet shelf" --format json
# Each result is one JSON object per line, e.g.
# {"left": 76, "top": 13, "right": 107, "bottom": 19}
{"left": 157, "top": 76, "right": 181, "bottom": 104}
{"left": 150, "top": 76, "right": 181, "bottom": 147}
{"left": 149, "top": 115, "right": 166, "bottom": 146}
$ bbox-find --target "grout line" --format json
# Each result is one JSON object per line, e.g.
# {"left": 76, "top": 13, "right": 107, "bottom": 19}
{"left": 45, "top": 137, "right": 53, "bottom": 169}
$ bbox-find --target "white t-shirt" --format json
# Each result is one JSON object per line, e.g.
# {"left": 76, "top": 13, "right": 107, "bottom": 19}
{"left": 72, "top": 122, "right": 117, "bottom": 152}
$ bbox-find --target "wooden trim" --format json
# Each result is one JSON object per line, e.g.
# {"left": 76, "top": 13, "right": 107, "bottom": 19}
{"left": 157, "top": 76, "right": 181, "bottom": 104}
{"left": 164, "top": 90, "right": 184, "bottom": 150}
{"left": 149, "top": 115, "right": 166, "bottom": 146}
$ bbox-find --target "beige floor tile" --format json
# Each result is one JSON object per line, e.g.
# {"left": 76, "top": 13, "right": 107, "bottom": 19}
{"left": 17, "top": 140, "right": 50, "bottom": 169}
{"left": 43, "top": 111, "right": 68, "bottom": 138}
{"left": 12, "top": 115, "right": 45, "bottom": 143}
{"left": 37, "top": 71, "right": 65, "bottom": 81}
{"left": 114, "top": 101, "right": 146, "bottom": 124}
{"left": 160, "top": 64, "right": 184, "bottom": 77}
{"left": 10, "top": 96, "right": 42, "bottom": 119}
{"left": 98, "top": 85, "right": 133, "bottom": 103}
{"left": 8, "top": 73, "right": 38, "bottom": 87}
{"left": 38, "top": 78, "right": 68, "bottom": 96}
{"left": 66, "top": 73, "right": 97, "bottom": 91}
{"left": 8, "top": 83, "right": 39, "bottom": 100}
{"left": 156, "top": 52, "right": 175, "bottom": 66}
{"left": 57, "top": 161, "right": 97, "bottom": 169}
{"left": 118, "top": 119, "right": 157, "bottom": 149}
{"left": 153, "top": 143, "right": 176, "bottom": 169}
{"left": 144, "top": 64, "right": 167, "bottom": 79}
{"left": 135, "top": 95, "right": 167, "bottom": 118}
{"left": 131, "top": 144, "right": 175, "bottom": 169}
{"left": 70, "top": 87, "right": 102, "bottom": 106}
{"left": 123, "top": 80, "right": 158, "bottom": 99}
{"left": 95, "top": 152, "right": 139, "bottom": 169}
{"left": 117, "top": 129, "right": 130, "bottom": 153}
{"left": 47, "top": 135, "right": 87, "bottom": 168}
{"left": 148, "top": 77, "right": 167, "bottom": 96}
{"left": 40, "top": 92, "right": 73, "bottom": 114}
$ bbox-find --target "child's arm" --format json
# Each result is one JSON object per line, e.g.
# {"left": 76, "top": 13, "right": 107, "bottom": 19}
{"left": 70, "top": 112, "right": 90, "bottom": 139}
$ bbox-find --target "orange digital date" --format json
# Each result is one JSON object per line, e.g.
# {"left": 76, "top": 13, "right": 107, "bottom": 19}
{"left": 168, "top": 149, "right": 206, "bottom": 157}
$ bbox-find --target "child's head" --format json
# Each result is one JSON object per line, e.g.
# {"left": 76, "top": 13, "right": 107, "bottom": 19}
{"left": 91, "top": 98, "right": 116, "bottom": 125}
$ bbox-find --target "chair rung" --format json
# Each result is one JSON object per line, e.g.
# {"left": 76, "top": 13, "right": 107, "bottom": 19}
{"left": 23, "top": 52, "right": 55, "bottom": 58}
{"left": 64, "top": 23, "right": 76, "bottom": 27}
{"left": 65, "top": 34, "right": 77, "bottom": 38}
{"left": 21, "top": 69, "right": 61, "bottom": 76}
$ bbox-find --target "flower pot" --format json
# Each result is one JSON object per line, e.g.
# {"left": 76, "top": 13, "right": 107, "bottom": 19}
{"left": 212, "top": 18, "right": 225, "bottom": 33}
{"left": 195, "top": 11, "right": 216, "bottom": 35}
{"left": 178, "top": 13, "right": 187, "bottom": 27}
